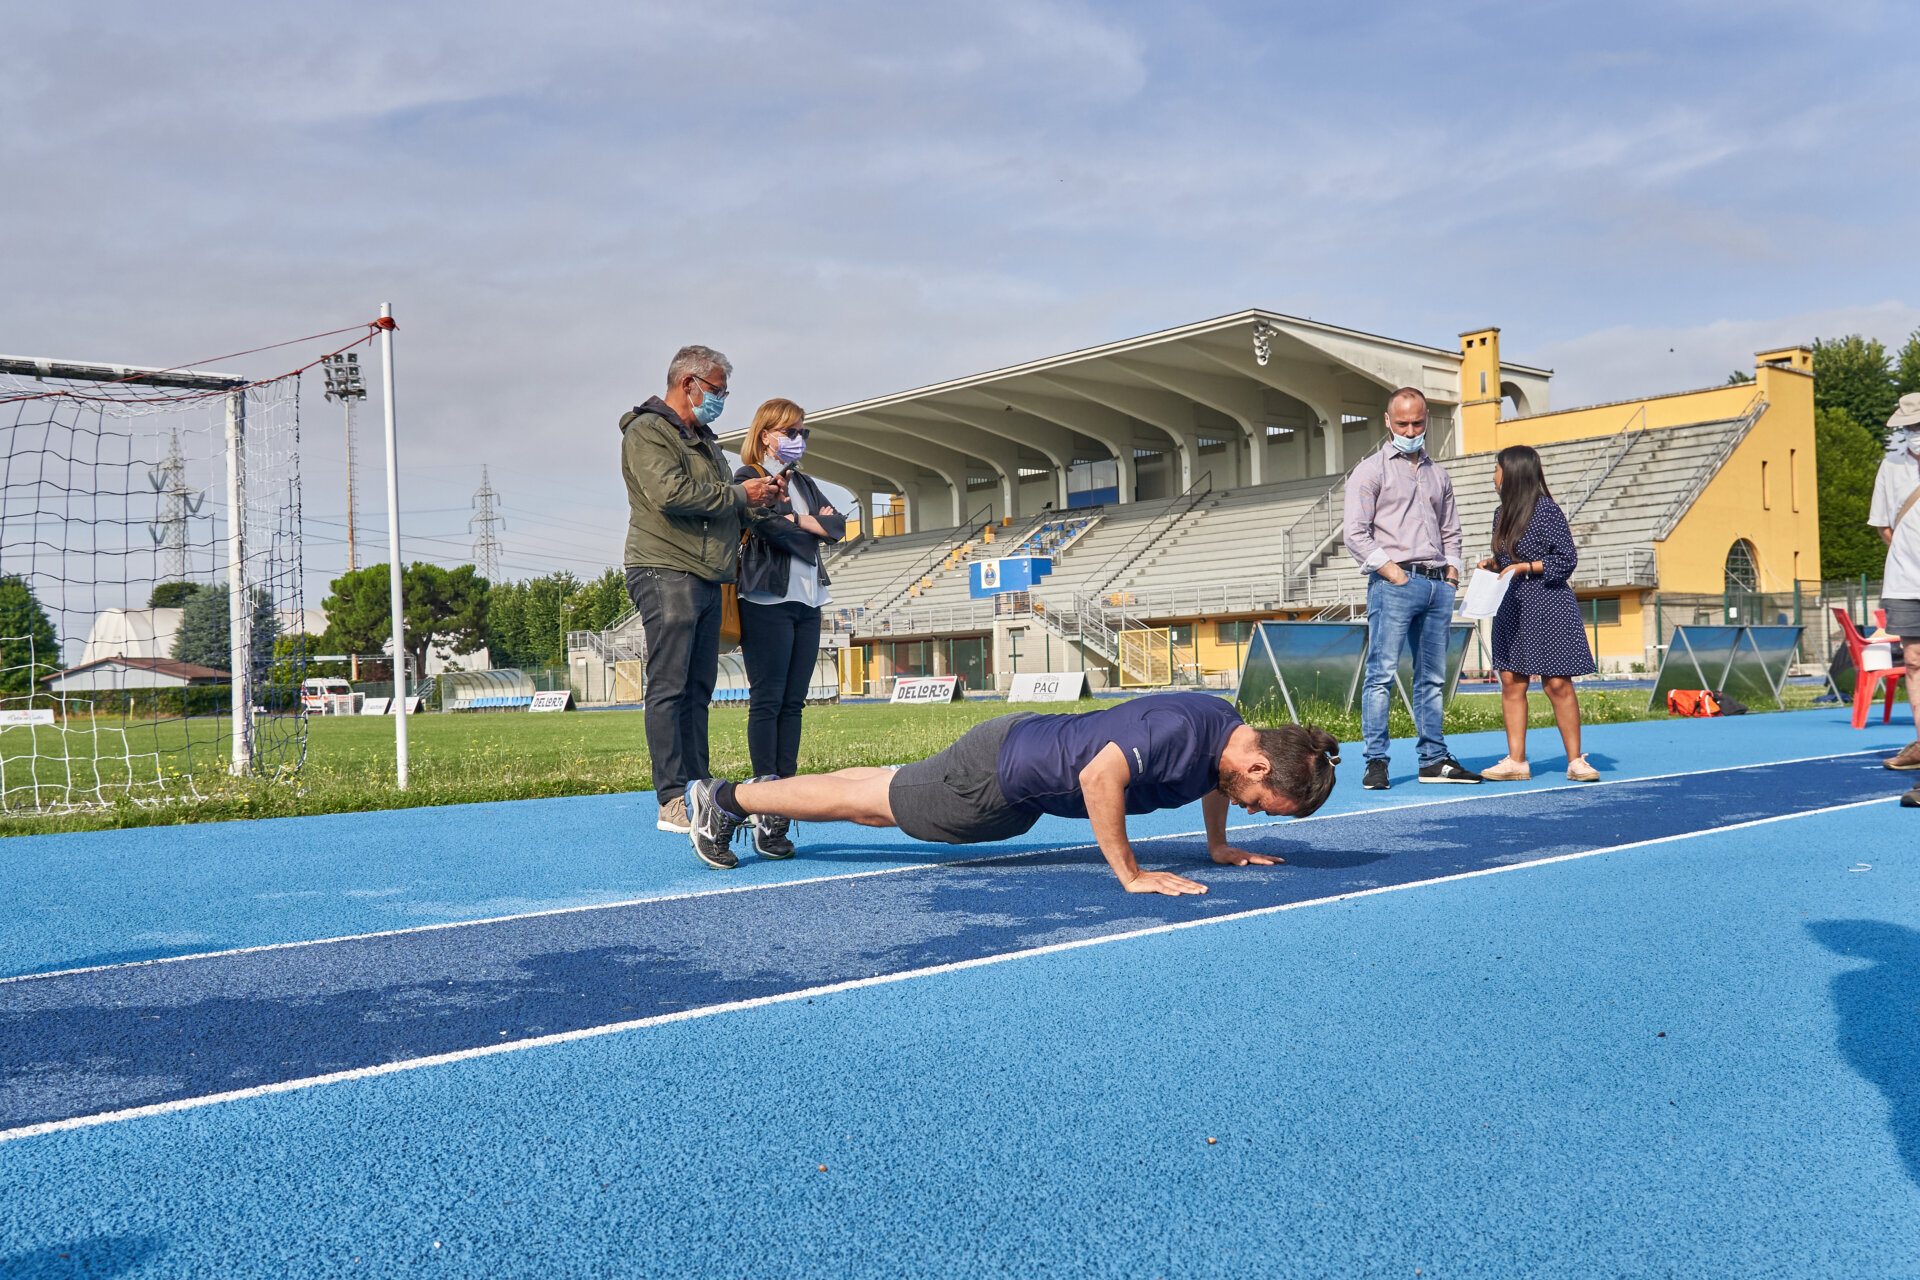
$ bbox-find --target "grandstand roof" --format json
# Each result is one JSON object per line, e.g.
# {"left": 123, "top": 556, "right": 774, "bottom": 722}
{"left": 726, "top": 309, "right": 1551, "bottom": 534}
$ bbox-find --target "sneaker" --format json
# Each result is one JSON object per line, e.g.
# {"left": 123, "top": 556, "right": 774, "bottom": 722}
{"left": 1481, "top": 757, "right": 1532, "bottom": 781}
{"left": 1363, "top": 760, "right": 1391, "bottom": 790}
{"left": 683, "top": 779, "right": 742, "bottom": 870}
{"left": 1904, "top": 785, "right": 1920, "bottom": 809}
{"left": 1886, "top": 742, "right": 1920, "bottom": 771}
{"left": 1419, "top": 757, "right": 1484, "bottom": 784}
{"left": 656, "top": 795, "right": 691, "bottom": 834}
{"left": 1566, "top": 755, "right": 1601, "bottom": 782}
{"left": 751, "top": 814, "right": 797, "bottom": 860}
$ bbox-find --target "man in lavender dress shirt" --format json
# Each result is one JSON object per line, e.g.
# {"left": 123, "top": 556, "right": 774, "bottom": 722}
{"left": 1342, "top": 387, "right": 1483, "bottom": 790}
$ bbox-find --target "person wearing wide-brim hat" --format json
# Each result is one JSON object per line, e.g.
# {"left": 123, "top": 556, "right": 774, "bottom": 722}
{"left": 1870, "top": 391, "right": 1920, "bottom": 806}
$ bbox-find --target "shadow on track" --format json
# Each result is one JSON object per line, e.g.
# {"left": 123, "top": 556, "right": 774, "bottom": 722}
{"left": 0, "top": 1234, "right": 167, "bottom": 1278}
{"left": 1808, "top": 919, "right": 1920, "bottom": 1187}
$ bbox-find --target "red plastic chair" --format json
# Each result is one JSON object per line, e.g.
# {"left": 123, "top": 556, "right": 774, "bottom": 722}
{"left": 1832, "top": 606, "right": 1902, "bottom": 729}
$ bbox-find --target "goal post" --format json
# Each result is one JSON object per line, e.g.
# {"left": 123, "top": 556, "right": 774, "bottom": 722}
{"left": 0, "top": 349, "right": 307, "bottom": 811}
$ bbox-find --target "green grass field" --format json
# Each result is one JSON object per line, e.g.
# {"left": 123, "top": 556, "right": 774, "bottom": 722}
{"left": 0, "top": 686, "right": 1831, "bottom": 837}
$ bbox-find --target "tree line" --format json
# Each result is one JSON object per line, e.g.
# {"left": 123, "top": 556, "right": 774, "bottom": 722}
{"left": 312, "top": 563, "right": 627, "bottom": 676}
{"left": 1803, "top": 330, "right": 1920, "bottom": 580}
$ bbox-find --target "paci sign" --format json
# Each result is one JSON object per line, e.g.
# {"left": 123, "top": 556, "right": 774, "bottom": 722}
{"left": 0, "top": 709, "right": 55, "bottom": 726}
{"left": 890, "top": 676, "right": 964, "bottom": 704}
{"left": 1007, "top": 672, "right": 1091, "bottom": 703}
{"left": 529, "top": 690, "right": 575, "bottom": 712}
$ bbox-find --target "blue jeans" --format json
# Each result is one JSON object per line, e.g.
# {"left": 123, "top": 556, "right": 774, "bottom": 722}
{"left": 1362, "top": 572, "right": 1452, "bottom": 766}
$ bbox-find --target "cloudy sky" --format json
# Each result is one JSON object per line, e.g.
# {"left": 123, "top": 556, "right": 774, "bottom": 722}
{"left": 4, "top": 0, "right": 1916, "bottom": 598}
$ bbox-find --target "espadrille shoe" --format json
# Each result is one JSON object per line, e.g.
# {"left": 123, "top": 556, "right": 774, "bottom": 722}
{"left": 1481, "top": 757, "right": 1531, "bottom": 781}
{"left": 1567, "top": 756, "right": 1601, "bottom": 782}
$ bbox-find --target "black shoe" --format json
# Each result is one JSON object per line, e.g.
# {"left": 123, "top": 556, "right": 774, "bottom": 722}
{"left": 684, "top": 778, "right": 742, "bottom": 869}
{"left": 751, "top": 814, "right": 797, "bottom": 859}
{"left": 1419, "top": 757, "right": 1484, "bottom": 784}
{"left": 1363, "top": 760, "right": 1390, "bottom": 790}
{"left": 1903, "top": 785, "right": 1920, "bottom": 809}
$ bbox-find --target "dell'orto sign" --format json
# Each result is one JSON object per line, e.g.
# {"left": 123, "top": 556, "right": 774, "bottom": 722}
{"left": 890, "top": 676, "right": 965, "bottom": 704}
{"left": 969, "top": 556, "right": 1053, "bottom": 599}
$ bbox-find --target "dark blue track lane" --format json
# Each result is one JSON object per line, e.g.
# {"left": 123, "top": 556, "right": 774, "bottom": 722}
{"left": 1, "top": 751, "right": 1895, "bottom": 1133}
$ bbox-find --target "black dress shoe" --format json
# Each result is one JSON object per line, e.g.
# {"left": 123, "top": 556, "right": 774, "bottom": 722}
{"left": 1903, "top": 785, "right": 1920, "bottom": 809}
{"left": 1363, "top": 760, "right": 1390, "bottom": 790}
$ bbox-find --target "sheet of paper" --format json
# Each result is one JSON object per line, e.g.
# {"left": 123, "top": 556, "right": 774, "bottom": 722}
{"left": 1459, "top": 567, "right": 1513, "bottom": 619}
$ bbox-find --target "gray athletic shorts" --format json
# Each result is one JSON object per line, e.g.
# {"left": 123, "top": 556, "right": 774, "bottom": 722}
{"left": 889, "top": 713, "right": 1042, "bottom": 845}
{"left": 1883, "top": 598, "right": 1920, "bottom": 638}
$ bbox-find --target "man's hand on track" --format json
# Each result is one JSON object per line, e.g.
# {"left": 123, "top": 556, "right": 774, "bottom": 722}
{"left": 1208, "top": 845, "right": 1282, "bottom": 867}
{"left": 1124, "top": 870, "right": 1209, "bottom": 896}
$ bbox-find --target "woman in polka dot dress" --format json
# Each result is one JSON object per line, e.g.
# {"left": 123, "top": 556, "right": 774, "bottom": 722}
{"left": 1476, "top": 444, "right": 1600, "bottom": 782}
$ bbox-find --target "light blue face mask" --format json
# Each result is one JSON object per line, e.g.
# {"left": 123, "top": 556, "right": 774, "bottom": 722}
{"left": 693, "top": 386, "right": 727, "bottom": 426}
{"left": 1391, "top": 431, "right": 1426, "bottom": 454}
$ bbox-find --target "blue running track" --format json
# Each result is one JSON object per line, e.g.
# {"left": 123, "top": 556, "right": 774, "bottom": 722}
{"left": 2, "top": 710, "right": 1918, "bottom": 1277}
{"left": 0, "top": 749, "right": 1897, "bottom": 1135}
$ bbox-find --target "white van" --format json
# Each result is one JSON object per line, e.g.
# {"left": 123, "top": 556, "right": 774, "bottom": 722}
{"left": 301, "top": 677, "right": 356, "bottom": 715}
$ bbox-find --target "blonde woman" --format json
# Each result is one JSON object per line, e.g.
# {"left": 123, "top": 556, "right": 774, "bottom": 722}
{"left": 726, "top": 399, "right": 846, "bottom": 864}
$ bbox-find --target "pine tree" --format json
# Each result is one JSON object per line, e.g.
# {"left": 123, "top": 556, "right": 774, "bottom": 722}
{"left": 172, "top": 583, "right": 280, "bottom": 674}
{"left": 0, "top": 576, "right": 59, "bottom": 698}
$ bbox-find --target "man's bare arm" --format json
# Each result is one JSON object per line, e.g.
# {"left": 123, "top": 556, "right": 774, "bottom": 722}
{"left": 1882, "top": 527, "right": 1895, "bottom": 547}
{"left": 1079, "top": 743, "right": 1207, "bottom": 896}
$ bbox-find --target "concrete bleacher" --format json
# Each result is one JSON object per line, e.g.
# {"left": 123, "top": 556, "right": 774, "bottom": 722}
{"left": 821, "top": 407, "right": 1754, "bottom": 637}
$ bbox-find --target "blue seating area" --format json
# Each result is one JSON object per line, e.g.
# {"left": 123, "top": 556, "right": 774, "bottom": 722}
{"left": 1014, "top": 516, "right": 1093, "bottom": 558}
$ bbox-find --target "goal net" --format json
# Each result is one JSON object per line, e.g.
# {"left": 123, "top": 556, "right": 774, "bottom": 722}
{"left": 0, "top": 355, "right": 307, "bottom": 813}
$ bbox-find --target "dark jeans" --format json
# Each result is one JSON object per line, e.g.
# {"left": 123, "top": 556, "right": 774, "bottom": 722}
{"left": 739, "top": 599, "right": 821, "bottom": 778}
{"left": 626, "top": 566, "right": 724, "bottom": 804}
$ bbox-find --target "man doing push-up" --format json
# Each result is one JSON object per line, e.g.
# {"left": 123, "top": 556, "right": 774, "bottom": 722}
{"left": 683, "top": 691, "right": 1340, "bottom": 895}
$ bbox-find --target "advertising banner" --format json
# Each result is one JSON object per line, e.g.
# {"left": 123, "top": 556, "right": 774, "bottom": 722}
{"left": 1007, "top": 672, "right": 1091, "bottom": 702}
{"left": 890, "top": 676, "right": 965, "bottom": 704}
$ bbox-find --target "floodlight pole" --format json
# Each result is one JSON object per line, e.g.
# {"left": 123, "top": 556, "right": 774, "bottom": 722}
{"left": 378, "top": 303, "right": 410, "bottom": 789}
{"left": 225, "top": 388, "right": 253, "bottom": 777}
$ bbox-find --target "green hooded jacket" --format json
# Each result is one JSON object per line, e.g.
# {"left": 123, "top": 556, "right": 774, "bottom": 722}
{"left": 619, "top": 397, "right": 758, "bottom": 582}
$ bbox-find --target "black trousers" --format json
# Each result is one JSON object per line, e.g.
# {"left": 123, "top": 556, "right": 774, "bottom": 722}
{"left": 626, "top": 566, "right": 724, "bottom": 804}
{"left": 738, "top": 599, "right": 821, "bottom": 778}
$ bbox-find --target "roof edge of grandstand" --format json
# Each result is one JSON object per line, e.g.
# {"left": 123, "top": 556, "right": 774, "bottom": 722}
{"left": 719, "top": 308, "right": 1554, "bottom": 441}
{"left": 1509, "top": 372, "right": 1802, "bottom": 423}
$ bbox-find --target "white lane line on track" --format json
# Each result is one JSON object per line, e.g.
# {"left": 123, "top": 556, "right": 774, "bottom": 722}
{"left": 0, "top": 791, "right": 1896, "bottom": 1145}
{"left": 0, "top": 748, "right": 1891, "bottom": 986}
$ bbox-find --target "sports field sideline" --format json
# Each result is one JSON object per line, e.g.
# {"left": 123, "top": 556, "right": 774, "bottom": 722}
{"left": 3, "top": 706, "right": 1918, "bottom": 1277}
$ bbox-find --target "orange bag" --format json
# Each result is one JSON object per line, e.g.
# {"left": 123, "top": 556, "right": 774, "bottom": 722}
{"left": 1666, "top": 689, "right": 1722, "bottom": 717}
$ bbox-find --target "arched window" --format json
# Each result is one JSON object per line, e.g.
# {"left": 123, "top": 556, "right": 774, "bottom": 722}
{"left": 1724, "top": 539, "right": 1759, "bottom": 592}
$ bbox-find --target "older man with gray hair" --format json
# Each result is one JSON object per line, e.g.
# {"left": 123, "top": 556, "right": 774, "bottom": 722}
{"left": 622, "top": 345, "right": 784, "bottom": 833}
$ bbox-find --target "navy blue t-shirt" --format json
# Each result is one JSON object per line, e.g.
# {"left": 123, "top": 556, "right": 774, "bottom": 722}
{"left": 995, "top": 692, "right": 1245, "bottom": 819}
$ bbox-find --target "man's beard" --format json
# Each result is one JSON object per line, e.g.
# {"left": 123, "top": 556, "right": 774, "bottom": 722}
{"left": 1218, "top": 765, "right": 1266, "bottom": 806}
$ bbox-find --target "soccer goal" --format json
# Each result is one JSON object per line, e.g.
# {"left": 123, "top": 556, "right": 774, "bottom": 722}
{"left": 0, "top": 352, "right": 307, "bottom": 813}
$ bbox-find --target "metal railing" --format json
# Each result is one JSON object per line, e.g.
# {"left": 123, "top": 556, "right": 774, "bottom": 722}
{"left": 1654, "top": 393, "right": 1767, "bottom": 541}
{"left": 1564, "top": 406, "right": 1647, "bottom": 522}
{"left": 1082, "top": 471, "right": 1214, "bottom": 599}
{"left": 859, "top": 502, "right": 998, "bottom": 615}
{"left": 1280, "top": 462, "right": 1361, "bottom": 600}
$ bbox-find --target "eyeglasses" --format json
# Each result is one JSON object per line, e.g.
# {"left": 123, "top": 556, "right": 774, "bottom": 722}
{"left": 691, "top": 373, "right": 727, "bottom": 396}
{"left": 774, "top": 426, "right": 810, "bottom": 439}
